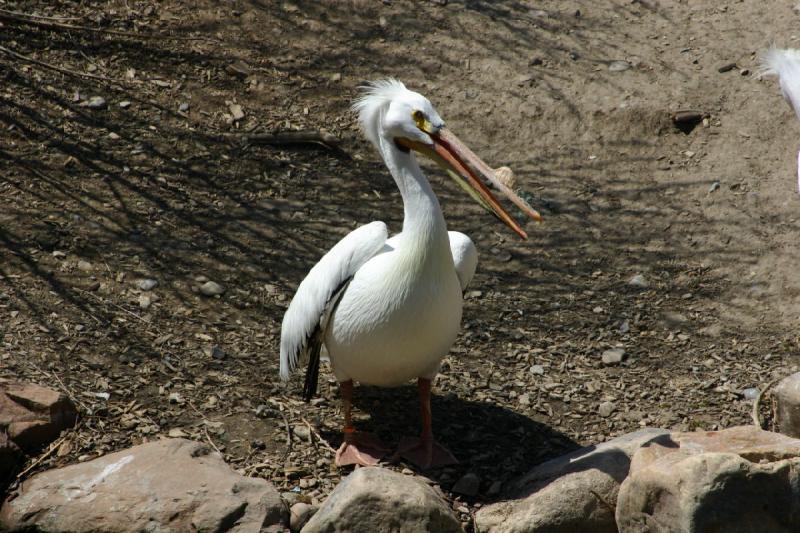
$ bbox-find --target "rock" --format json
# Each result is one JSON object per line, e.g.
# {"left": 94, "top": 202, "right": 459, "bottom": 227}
{"left": 135, "top": 278, "right": 158, "bottom": 291}
{"left": 452, "top": 472, "right": 480, "bottom": 497}
{"left": 0, "top": 381, "right": 77, "bottom": 453}
{"left": 718, "top": 62, "right": 737, "bottom": 73}
{"left": 708, "top": 180, "right": 720, "bottom": 193}
{"left": 598, "top": 401, "right": 616, "bottom": 417}
{"left": 302, "top": 467, "right": 462, "bottom": 533}
{"left": 627, "top": 274, "right": 648, "bottom": 288}
{"left": 77, "top": 260, "right": 92, "bottom": 271}
{"left": 741, "top": 387, "right": 759, "bottom": 401}
{"left": 774, "top": 373, "right": 800, "bottom": 438}
{"left": 119, "top": 100, "right": 131, "bottom": 109}
{"left": 0, "top": 439, "right": 288, "bottom": 532}
{"left": 529, "top": 364, "right": 545, "bottom": 375}
{"left": 608, "top": 60, "right": 631, "bottom": 72}
{"left": 601, "top": 348, "right": 625, "bottom": 365}
{"left": 617, "top": 426, "right": 800, "bottom": 532}
{"left": 0, "top": 433, "right": 23, "bottom": 491}
{"left": 225, "top": 60, "right": 251, "bottom": 78}
{"left": 290, "top": 502, "right": 316, "bottom": 531}
{"left": 199, "top": 280, "right": 225, "bottom": 296}
{"left": 138, "top": 294, "right": 152, "bottom": 310}
{"left": 179, "top": 102, "right": 190, "bottom": 112}
{"left": 494, "top": 166, "right": 517, "bottom": 189}
{"left": 86, "top": 96, "right": 107, "bottom": 109}
{"left": 475, "top": 428, "right": 669, "bottom": 533}
{"left": 228, "top": 103, "right": 245, "bottom": 121}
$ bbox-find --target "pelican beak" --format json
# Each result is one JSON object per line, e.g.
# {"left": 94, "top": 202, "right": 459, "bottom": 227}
{"left": 397, "top": 128, "right": 542, "bottom": 239}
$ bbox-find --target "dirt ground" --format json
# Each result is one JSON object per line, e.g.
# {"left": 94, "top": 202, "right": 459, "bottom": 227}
{"left": 3, "top": 0, "right": 800, "bottom": 528}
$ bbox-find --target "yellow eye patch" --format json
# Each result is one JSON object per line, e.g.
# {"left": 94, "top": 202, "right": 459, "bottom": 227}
{"left": 412, "top": 110, "right": 434, "bottom": 133}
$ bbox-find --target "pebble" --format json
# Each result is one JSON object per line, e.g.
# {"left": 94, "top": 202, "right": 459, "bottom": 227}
{"left": 708, "top": 181, "right": 720, "bottom": 193}
{"left": 331, "top": 72, "right": 342, "bottom": 82}
{"left": 290, "top": 502, "right": 315, "bottom": 532}
{"left": 119, "top": 100, "right": 131, "bottom": 109}
{"left": 199, "top": 281, "right": 225, "bottom": 296}
{"left": 136, "top": 278, "right": 158, "bottom": 291}
{"left": 204, "top": 345, "right": 226, "bottom": 360}
{"left": 168, "top": 428, "right": 188, "bottom": 438}
{"left": 742, "top": 387, "right": 759, "bottom": 401}
{"left": 179, "top": 102, "right": 189, "bottom": 112}
{"left": 138, "top": 294, "right": 152, "bottom": 310}
{"left": 628, "top": 274, "right": 649, "bottom": 288}
{"left": 293, "top": 424, "right": 311, "bottom": 441}
{"left": 529, "top": 364, "right": 545, "bottom": 375}
{"left": 228, "top": 103, "right": 245, "bottom": 121}
{"left": 86, "top": 96, "right": 107, "bottom": 109}
{"left": 602, "top": 348, "right": 626, "bottom": 365}
{"left": 168, "top": 392, "right": 183, "bottom": 404}
{"left": 608, "top": 60, "right": 631, "bottom": 72}
{"left": 451, "top": 472, "right": 480, "bottom": 497}
{"left": 77, "top": 260, "right": 93, "bottom": 271}
{"left": 619, "top": 319, "right": 630, "bottom": 334}
{"left": 518, "top": 393, "right": 531, "bottom": 406}
{"left": 598, "top": 401, "right": 616, "bottom": 417}
{"left": 52, "top": 250, "right": 67, "bottom": 259}
{"left": 108, "top": 132, "right": 120, "bottom": 140}
{"left": 718, "top": 62, "right": 737, "bottom": 73}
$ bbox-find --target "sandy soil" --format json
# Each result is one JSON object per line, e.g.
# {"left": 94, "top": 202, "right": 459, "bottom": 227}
{"left": 2, "top": 0, "right": 800, "bottom": 527}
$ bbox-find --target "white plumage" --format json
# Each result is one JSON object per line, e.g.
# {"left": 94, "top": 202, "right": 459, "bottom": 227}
{"left": 277, "top": 79, "right": 539, "bottom": 467}
{"left": 761, "top": 48, "right": 800, "bottom": 192}
{"left": 761, "top": 48, "right": 800, "bottom": 119}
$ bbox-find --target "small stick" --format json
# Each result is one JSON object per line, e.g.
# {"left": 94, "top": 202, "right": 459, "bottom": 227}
{"left": 752, "top": 376, "right": 784, "bottom": 428}
{"left": 203, "top": 426, "right": 223, "bottom": 455}
{"left": 16, "top": 435, "right": 67, "bottom": 480}
{"left": 226, "top": 130, "right": 343, "bottom": 149}
{"left": 301, "top": 416, "right": 337, "bottom": 455}
{"left": 0, "top": 45, "right": 125, "bottom": 85}
{"left": 0, "top": 10, "right": 213, "bottom": 41}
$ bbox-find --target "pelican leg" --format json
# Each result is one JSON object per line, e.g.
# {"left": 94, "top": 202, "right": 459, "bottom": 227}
{"left": 335, "top": 380, "right": 389, "bottom": 467}
{"left": 395, "top": 378, "right": 458, "bottom": 469}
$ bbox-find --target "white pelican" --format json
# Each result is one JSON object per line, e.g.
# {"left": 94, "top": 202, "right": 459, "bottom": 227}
{"left": 279, "top": 79, "right": 541, "bottom": 468}
{"left": 761, "top": 48, "right": 800, "bottom": 191}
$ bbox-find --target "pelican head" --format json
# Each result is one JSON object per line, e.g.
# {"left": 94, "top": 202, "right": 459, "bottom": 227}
{"left": 353, "top": 79, "right": 542, "bottom": 238}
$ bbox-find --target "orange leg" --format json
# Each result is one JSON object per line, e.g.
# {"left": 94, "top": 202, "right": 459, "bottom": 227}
{"left": 334, "top": 380, "right": 389, "bottom": 467}
{"left": 395, "top": 378, "right": 457, "bottom": 469}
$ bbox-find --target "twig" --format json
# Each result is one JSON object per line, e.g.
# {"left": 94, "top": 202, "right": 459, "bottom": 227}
{"left": 79, "top": 289, "right": 150, "bottom": 324}
{"left": 16, "top": 435, "right": 67, "bottom": 480}
{"left": 0, "top": 10, "right": 213, "bottom": 41}
{"left": 752, "top": 376, "right": 784, "bottom": 429}
{"left": 301, "top": 416, "right": 337, "bottom": 455}
{"left": 225, "top": 130, "right": 343, "bottom": 150}
{"left": 0, "top": 45, "right": 126, "bottom": 85}
{"left": 0, "top": 9, "right": 81, "bottom": 21}
{"left": 203, "top": 426, "right": 223, "bottom": 455}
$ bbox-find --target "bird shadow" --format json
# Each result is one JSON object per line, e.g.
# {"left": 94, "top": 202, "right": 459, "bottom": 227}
{"left": 319, "top": 383, "right": 580, "bottom": 501}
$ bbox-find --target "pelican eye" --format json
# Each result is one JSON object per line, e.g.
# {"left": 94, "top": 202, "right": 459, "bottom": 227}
{"left": 412, "top": 110, "right": 431, "bottom": 133}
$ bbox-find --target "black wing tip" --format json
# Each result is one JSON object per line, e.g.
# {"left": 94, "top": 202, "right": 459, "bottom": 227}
{"left": 302, "top": 333, "right": 321, "bottom": 402}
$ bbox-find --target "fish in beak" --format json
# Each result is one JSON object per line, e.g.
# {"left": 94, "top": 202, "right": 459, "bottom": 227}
{"left": 396, "top": 128, "right": 542, "bottom": 239}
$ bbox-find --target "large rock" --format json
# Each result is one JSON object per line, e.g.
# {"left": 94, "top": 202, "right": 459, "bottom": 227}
{"left": 617, "top": 425, "right": 800, "bottom": 532}
{"left": 1, "top": 381, "right": 77, "bottom": 453}
{"left": 774, "top": 372, "right": 800, "bottom": 438}
{"left": 0, "top": 438, "right": 288, "bottom": 532}
{"left": 302, "top": 467, "right": 463, "bottom": 533}
{"left": 0, "top": 433, "right": 23, "bottom": 489}
{"left": 475, "top": 428, "right": 669, "bottom": 533}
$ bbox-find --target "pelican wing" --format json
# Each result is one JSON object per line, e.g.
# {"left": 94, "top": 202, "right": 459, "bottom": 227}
{"left": 280, "top": 221, "right": 388, "bottom": 395}
{"left": 761, "top": 48, "right": 800, "bottom": 119}
{"left": 449, "top": 231, "right": 478, "bottom": 292}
